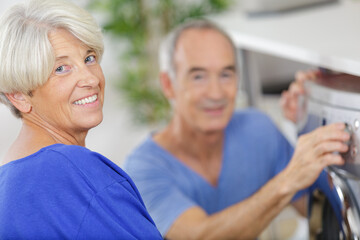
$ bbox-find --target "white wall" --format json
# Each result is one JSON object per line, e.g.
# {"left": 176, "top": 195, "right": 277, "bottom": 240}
{"left": 0, "top": 0, "right": 151, "bottom": 166}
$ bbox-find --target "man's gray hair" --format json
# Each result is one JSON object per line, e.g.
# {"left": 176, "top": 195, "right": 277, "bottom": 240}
{"left": 0, "top": 0, "right": 104, "bottom": 118}
{"left": 159, "top": 19, "right": 237, "bottom": 81}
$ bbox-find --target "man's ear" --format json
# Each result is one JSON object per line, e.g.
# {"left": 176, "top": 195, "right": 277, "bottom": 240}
{"left": 159, "top": 72, "right": 176, "bottom": 99}
{"left": 5, "top": 92, "right": 32, "bottom": 113}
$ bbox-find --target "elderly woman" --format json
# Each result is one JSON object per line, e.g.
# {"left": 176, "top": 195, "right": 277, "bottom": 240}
{"left": 0, "top": 0, "right": 161, "bottom": 238}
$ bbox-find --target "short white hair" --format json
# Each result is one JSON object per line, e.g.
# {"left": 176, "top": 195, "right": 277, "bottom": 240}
{"left": 0, "top": 0, "right": 104, "bottom": 118}
{"left": 159, "top": 19, "right": 237, "bottom": 81}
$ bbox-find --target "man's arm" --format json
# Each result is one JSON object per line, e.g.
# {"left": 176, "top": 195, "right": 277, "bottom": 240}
{"left": 167, "top": 173, "right": 296, "bottom": 240}
{"left": 166, "top": 123, "right": 349, "bottom": 240}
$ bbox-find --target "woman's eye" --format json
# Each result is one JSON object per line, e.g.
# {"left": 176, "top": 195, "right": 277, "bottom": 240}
{"left": 85, "top": 55, "right": 96, "bottom": 64}
{"left": 55, "top": 65, "right": 71, "bottom": 74}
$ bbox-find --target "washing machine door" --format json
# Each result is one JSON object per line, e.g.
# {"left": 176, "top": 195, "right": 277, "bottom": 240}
{"left": 298, "top": 74, "right": 360, "bottom": 239}
{"left": 308, "top": 171, "right": 360, "bottom": 239}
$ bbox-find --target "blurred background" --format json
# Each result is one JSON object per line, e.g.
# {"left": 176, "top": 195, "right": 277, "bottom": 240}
{"left": 1, "top": 0, "right": 357, "bottom": 239}
{"left": 0, "top": 0, "right": 245, "bottom": 166}
{"left": 0, "top": 0, "right": 315, "bottom": 166}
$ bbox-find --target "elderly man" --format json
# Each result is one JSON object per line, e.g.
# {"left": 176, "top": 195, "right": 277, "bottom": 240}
{"left": 123, "top": 20, "right": 349, "bottom": 239}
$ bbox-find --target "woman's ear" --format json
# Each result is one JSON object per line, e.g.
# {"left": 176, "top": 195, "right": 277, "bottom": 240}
{"left": 5, "top": 92, "right": 32, "bottom": 114}
{"left": 159, "top": 72, "right": 176, "bottom": 99}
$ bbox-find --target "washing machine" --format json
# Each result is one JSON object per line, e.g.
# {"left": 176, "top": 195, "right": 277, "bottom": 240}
{"left": 298, "top": 73, "right": 360, "bottom": 239}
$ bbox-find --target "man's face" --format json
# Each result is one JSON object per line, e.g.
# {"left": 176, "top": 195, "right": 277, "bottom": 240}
{"left": 171, "top": 29, "right": 237, "bottom": 133}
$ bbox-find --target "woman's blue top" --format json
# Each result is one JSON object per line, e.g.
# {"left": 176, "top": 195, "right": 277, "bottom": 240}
{"left": 0, "top": 144, "right": 161, "bottom": 239}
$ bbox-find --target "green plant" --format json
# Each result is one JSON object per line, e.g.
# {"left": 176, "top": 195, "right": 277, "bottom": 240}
{"left": 88, "top": 0, "right": 233, "bottom": 124}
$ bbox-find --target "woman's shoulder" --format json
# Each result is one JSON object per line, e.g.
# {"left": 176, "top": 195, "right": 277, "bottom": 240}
{"left": 3, "top": 144, "right": 131, "bottom": 193}
{"left": 44, "top": 144, "right": 110, "bottom": 165}
{"left": 48, "top": 144, "right": 131, "bottom": 186}
{"left": 46, "top": 143, "right": 92, "bottom": 154}
{"left": 34, "top": 144, "right": 105, "bottom": 171}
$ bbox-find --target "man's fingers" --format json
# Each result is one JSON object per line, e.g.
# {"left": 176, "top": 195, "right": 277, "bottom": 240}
{"left": 311, "top": 123, "right": 349, "bottom": 143}
{"left": 320, "top": 153, "right": 345, "bottom": 167}
{"left": 314, "top": 141, "right": 349, "bottom": 157}
{"left": 295, "top": 71, "right": 308, "bottom": 83}
{"left": 297, "top": 123, "right": 350, "bottom": 155}
{"left": 280, "top": 91, "right": 289, "bottom": 106}
{"left": 289, "top": 82, "right": 305, "bottom": 96}
{"left": 295, "top": 70, "right": 320, "bottom": 83}
{"left": 308, "top": 70, "right": 320, "bottom": 80}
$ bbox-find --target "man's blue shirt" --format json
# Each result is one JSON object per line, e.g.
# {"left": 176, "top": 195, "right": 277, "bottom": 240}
{"left": 124, "top": 108, "right": 297, "bottom": 236}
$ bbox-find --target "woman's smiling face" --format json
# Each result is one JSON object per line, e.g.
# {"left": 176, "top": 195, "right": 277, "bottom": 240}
{"left": 28, "top": 28, "right": 105, "bottom": 137}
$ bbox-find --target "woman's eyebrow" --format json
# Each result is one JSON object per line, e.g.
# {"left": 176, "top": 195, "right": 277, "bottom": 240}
{"left": 86, "top": 49, "right": 96, "bottom": 55}
{"left": 55, "top": 50, "right": 96, "bottom": 61}
{"left": 55, "top": 55, "right": 68, "bottom": 61}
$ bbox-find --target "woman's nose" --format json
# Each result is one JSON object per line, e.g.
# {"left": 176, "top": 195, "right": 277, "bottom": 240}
{"left": 76, "top": 66, "right": 99, "bottom": 88}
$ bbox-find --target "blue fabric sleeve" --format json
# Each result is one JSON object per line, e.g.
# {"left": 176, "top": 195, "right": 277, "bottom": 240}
{"left": 56, "top": 146, "right": 161, "bottom": 239}
{"left": 77, "top": 180, "right": 161, "bottom": 239}
{"left": 124, "top": 155, "right": 195, "bottom": 236}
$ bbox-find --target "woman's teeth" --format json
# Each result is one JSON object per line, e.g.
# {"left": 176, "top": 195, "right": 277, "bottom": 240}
{"left": 74, "top": 94, "right": 97, "bottom": 105}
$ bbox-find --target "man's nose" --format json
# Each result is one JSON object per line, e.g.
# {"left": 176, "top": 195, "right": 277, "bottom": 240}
{"left": 207, "top": 78, "right": 224, "bottom": 99}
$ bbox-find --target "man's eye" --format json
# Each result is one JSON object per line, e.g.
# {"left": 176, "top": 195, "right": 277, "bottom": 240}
{"left": 55, "top": 65, "right": 71, "bottom": 74}
{"left": 220, "top": 71, "right": 235, "bottom": 81}
{"left": 194, "top": 74, "right": 204, "bottom": 80}
{"left": 85, "top": 55, "right": 96, "bottom": 64}
{"left": 222, "top": 73, "right": 230, "bottom": 78}
{"left": 221, "top": 71, "right": 233, "bottom": 78}
{"left": 192, "top": 73, "right": 207, "bottom": 81}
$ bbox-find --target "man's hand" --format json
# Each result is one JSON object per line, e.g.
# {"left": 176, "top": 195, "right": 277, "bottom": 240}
{"left": 282, "top": 123, "right": 350, "bottom": 192}
{"left": 280, "top": 70, "right": 320, "bottom": 123}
